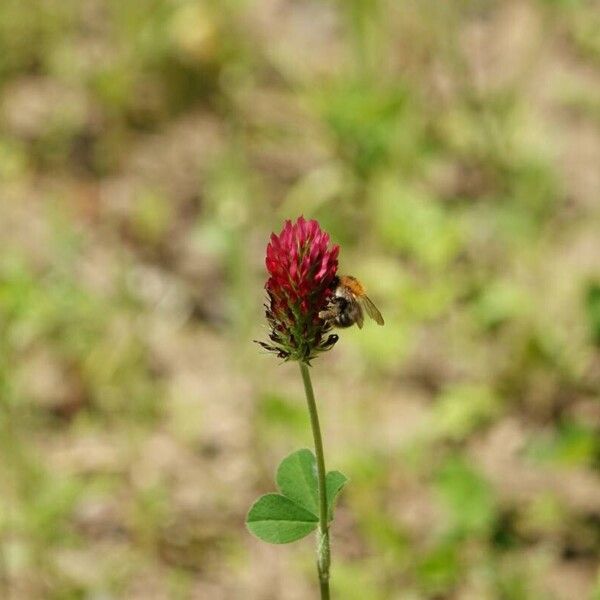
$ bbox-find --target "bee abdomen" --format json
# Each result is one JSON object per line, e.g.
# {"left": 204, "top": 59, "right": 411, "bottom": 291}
{"left": 335, "top": 313, "right": 355, "bottom": 328}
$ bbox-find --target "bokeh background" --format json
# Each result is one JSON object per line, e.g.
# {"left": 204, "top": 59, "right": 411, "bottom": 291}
{"left": 1, "top": 0, "right": 600, "bottom": 598}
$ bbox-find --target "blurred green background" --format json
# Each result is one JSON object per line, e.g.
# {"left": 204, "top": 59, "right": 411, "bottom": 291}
{"left": 1, "top": 0, "right": 600, "bottom": 598}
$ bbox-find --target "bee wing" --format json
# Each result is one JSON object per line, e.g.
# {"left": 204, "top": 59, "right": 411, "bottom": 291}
{"left": 356, "top": 303, "right": 364, "bottom": 329}
{"left": 360, "top": 295, "right": 384, "bottom": 326}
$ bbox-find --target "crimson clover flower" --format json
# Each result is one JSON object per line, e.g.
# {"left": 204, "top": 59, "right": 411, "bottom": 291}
{"left": 257, "top": 217, "right": 340, "bottom": 363}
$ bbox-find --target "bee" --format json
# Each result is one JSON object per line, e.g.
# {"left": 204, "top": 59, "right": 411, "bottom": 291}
{"left": 319, "top": 275, "right": 384, "bottom": 329}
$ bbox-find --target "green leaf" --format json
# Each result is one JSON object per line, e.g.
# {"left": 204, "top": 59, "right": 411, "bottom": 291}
{"left": 246, "top": 449, "right": 349, "bottom": 544}
{"left": 246, "top": 493, "right": 318, "bottom": 544}
{"left": 276, "top": 449, "right": 319, "bottom": 515}
{"left": 276, "top": 449, "right": 348, "bottom": 521}
{"left": 326, "top": 470, "right": 348, "bottom": 520}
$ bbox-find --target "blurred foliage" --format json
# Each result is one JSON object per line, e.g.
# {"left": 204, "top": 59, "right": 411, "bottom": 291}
{"left": 1, "top": 0, "right": 599, "bottom": 598}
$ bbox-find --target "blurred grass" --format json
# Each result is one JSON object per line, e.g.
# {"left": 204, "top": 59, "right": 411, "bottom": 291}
{"left": 1, "top": 0, "right": 600, "bottom": 598}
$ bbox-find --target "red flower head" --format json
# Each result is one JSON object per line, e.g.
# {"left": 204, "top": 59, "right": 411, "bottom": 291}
{"left": 257, "top": 217, "right": 340, "bottom": 363}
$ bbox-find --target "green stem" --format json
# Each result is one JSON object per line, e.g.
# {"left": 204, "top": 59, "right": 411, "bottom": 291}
{"left": 299, "top": 362, "right": 331, "bottom": 600}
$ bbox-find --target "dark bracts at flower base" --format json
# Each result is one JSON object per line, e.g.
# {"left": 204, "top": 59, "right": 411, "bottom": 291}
{"left": 256, "top": 216, "right": 340, "bottom": 363}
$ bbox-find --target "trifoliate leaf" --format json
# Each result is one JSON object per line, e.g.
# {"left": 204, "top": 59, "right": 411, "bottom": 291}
{"left": 246, "top": 449, "right": 349, "bottom": 544}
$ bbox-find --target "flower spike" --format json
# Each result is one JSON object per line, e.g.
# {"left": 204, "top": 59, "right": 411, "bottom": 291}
{"left": 256, "top": 217, "right": 340, "bottom": 363}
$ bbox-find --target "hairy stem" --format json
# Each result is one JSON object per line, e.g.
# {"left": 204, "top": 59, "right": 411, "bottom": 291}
{"left": 299, "top": 362, "right": 330, "bottom": 600}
